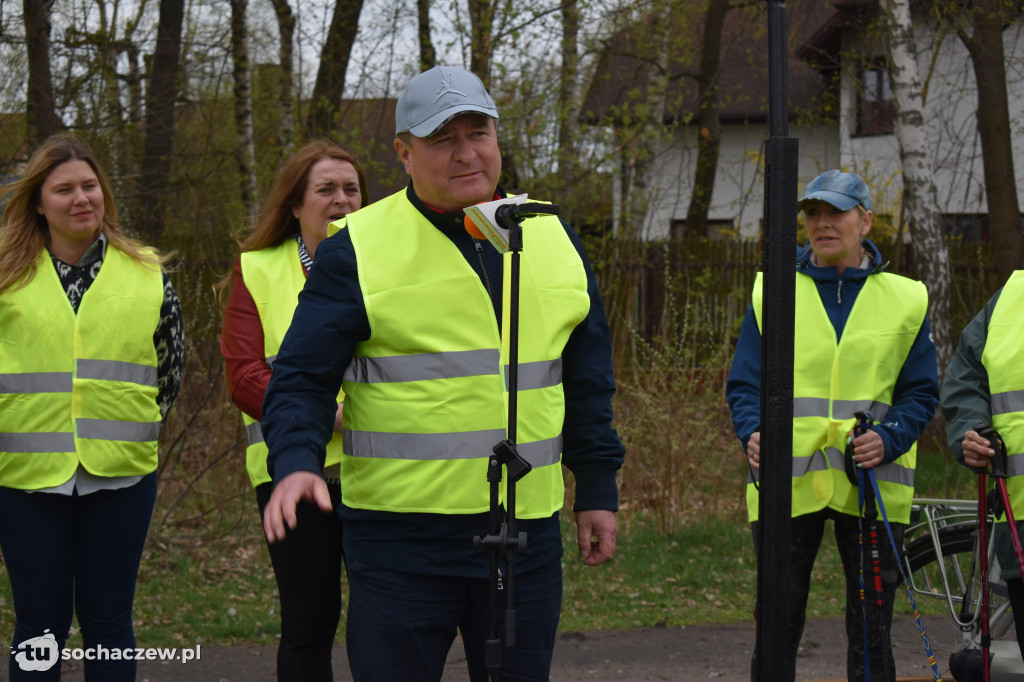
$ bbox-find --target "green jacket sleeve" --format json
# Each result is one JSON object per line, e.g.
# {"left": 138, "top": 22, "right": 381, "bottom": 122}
{"left": 941, "top": 288, "right": 1003, "bottom": 463}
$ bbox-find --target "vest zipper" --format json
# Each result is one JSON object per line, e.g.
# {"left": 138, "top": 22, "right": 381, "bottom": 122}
{"left": 474, "top": 240, "right": 496, "bottom": 308}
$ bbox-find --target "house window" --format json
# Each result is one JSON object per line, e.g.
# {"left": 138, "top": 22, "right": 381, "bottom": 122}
{"left": 943, "top": 214, "right": 989, "bottom": 241}
{"left": 670, "top": 218, "right": 734, "bottom": 240}
{"left": 856, "top": 61, "right": 894, "bottom": 136}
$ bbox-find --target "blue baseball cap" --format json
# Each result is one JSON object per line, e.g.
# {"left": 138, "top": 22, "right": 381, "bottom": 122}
{"left": 798, "top": 170, "right": 872, "bottom": 212}
{"left": 395, "top": 66, "right": 499, "bottom": 138}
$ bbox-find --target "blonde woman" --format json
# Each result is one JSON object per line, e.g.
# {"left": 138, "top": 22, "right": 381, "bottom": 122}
{"left": 0, "top": 133, "right": 183, "bottom": 681}
{"left": 219, "top": 140, "right": 367, "bottom": 681}
{"left": 726, "top": 170, "right": 938, "bottom": 681}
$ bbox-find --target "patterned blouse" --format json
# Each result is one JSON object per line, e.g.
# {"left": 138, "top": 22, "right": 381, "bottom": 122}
{"left": 51, "top": 234, "right": 185, "bottom": 417}
{"left": 35, "top": 233, "right": 185, "bottom": 495}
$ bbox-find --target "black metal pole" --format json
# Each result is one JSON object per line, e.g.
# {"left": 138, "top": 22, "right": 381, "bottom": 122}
{"left": 756, "top": 2, "right": 797, "bottom": 680}
{"left": 475, "top": 211, "right": 538, "bottom": 682}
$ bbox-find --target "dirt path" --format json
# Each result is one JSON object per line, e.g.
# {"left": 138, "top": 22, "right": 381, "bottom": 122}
{"left": 3, "top": 618, "right": 963, "bottom": 681}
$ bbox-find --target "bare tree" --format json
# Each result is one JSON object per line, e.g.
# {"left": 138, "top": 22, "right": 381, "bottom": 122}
{"left": 138, "top": 0, "right": 185, "bottom": 241}
{"left": 881, "top": 0, "right": 954, "bottom": 375}
{"left": 231, "top": 0, "right": 258, "bottom": 221}
{"left": 467, "top": 0, "right": 497, "bottom": 81}
{"left": 682, "top": 0, "right": 728, "bottom": 239}
{"left": 417, "top": 0, "right": 436, "bottom": 71}
{"left": 269, "top": 0, "right": 295, "bottom": 155}
{"left": 23, "top": 0, "right": 62, "bottom": 145}
{"left": 556, "top": 0, "right": 580, "bottom": 186}
{"left": 940, "top": 0, "right": 1023, "bottom": 281}
{"left": 306, "top": 0, "right": 365, "bottom": 139}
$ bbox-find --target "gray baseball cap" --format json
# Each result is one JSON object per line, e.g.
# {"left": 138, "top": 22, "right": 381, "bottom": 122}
{"left": 798, "top": 170, "right": 872, "bottom": 212}
{"left": 395, "top": 66, "right": 499, "bottom": 138}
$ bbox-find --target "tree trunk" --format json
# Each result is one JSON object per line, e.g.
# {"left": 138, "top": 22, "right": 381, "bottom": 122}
{"left": 625, "top": 0, "right": 673, "bottom": 238}
{"left": 555, "top": 0, "right": 580, "bottom": 201}
{"left": 270, "top": 0, "right": 295, "bottom": 155}
{"left": 881, "top": 0, "right": 954, "bottom": 377}
{"left": 467, "top": 0, "right": 496, "bottom": 84}
{"left": 230, "top": 0, "right": 258, "bottom": 222}
{"left": 306, "top": 0, "right": 364, "bottom": 139}
{"left": 683, "top": 0, "right": 728, "bottom": 239}
{"left": 955, "top": 0, "right": 1023, "bottom": 282}
{"left": 23, "top": 0, "right": 62, "bottom": 145}
{"left": 138, "top": 0, "right": 185, "bottom": 242}
{"left": 417, "top": 0, "right": 436, "bottom": 71}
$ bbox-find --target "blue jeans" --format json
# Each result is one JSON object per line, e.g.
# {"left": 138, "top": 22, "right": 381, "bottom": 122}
{"left": 0, "top": 473, "right": 157, "bottom": 681}
{"left": 345, "top": 556, "right": 562, "bottom": 682}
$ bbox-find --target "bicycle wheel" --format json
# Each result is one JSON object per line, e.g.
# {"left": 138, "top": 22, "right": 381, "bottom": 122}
{"left": 891, "top": 523, "right": 1017, "bottom": 679}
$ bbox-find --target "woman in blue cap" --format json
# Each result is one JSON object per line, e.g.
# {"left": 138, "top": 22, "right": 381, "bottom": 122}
{"left": 726, "top": 170, "right": 940, "bottom": 681}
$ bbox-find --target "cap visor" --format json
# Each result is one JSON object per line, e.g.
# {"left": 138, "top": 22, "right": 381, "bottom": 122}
{"left": 408, "top": 105, "right": 499, "bottom": 137}
{"left": 798, "top": 190, "right": 859, "bottom": 211}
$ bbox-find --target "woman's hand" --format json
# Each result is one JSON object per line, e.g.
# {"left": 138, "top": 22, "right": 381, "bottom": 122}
{"left": 848, "top": 428, "right": 884, "bottom": 469}
{"left": 747, "top": 431, "right": 760, "bottom": 471}
{"left": 962, "top": 429, "right": 996, "bottom": 469}
{"left": 333, "top": 402, "right": 344, "bottom": 434}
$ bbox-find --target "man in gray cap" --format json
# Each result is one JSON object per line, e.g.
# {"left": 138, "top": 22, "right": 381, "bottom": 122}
{"left": 260, "top": 65, "right": 624, "bottom": 681}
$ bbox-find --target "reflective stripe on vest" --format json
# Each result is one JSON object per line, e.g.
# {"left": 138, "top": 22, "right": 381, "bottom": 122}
{"left": 0, "top": 246, "right": 163, "bottom": 489}
{"left": 239, "top": 242, "right": 345, "bottom": 488}
{"left": 983, "top": 271, "right": 1024, "bottom": 522}
{"left": 746, "top": 445, "right": 916, "bottom": 488}
{"left": 746, "top": 270, "right": 927, "bottom": 523}
{"left": 339, "top": 191, "right": 589, "bottom": 517}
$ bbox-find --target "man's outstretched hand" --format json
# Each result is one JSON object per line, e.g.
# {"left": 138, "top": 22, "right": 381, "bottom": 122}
{"left": 262, "top": 471, "right": 333, "bottom": 543}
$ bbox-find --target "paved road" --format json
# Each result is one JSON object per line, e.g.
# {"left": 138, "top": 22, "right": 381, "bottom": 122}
{"left": 5, "top": 618, "right": 1019, "bottom": 680}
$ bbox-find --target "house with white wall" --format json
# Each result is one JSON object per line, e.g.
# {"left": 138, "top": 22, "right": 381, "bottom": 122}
{"left": 583, "top": 0, "right": 1024, "bottom": 241}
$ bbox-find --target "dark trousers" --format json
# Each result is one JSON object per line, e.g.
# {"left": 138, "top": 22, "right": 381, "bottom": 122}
{"left": 344, "top": 556, "right": 562, "bottom": 682}
{"left": 751, "top": 507, "right": 905, "bottom": 682}
{"left": 255, "top": 481, "right": 343, "bottom": 682}
{"left": 0, "top": 472, "right": 157, "bottom": 681}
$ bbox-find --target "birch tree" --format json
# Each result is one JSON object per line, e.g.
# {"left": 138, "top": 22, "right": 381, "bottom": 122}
{"left": 881, "top": 0, "right": 953, "bottom": 375}
{"left": 230, "top": 0, "right": 258, "bottom": 221}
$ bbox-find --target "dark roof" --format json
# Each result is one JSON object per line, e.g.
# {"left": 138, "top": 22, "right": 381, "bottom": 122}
{"left": 581, "top": 0, "right": 840, "bottom": 126}
{"left": 796, "top": 0, "right": 876, "bottom": 67}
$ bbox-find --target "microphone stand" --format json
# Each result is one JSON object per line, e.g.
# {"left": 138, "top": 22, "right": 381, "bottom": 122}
{"left": 473, "top": 202, "right": 559, "bottom": 682}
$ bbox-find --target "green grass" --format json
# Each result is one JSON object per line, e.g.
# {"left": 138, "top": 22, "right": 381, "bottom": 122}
{"left": 0, "top": 448, "right": 983, "bottom": 647}
{"left": 560, "top": 513, "right": 847, "bottom": 632}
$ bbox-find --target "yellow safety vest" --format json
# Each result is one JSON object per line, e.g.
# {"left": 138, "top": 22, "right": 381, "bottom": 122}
{"left": 338, "top": 191, "right": 590, "bottom": 517}
{"left": 748, "top": 270, "right": 927, "bottom": 523}
{"left": 0, "top": 246, "right": 164, "bottom": 489}
{"left": 982, "top": 270, "right": 1024, "bottom": 521}
{"left": 239, "top": 241, "right": 345, "bottom": 488}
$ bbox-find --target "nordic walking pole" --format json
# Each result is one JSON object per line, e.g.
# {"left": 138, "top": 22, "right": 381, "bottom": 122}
{"left": 977, "top": 425, "right": 1024, "bottom": 583}
{"left": 977, "top": 463, "right": 992, "bottom": 682}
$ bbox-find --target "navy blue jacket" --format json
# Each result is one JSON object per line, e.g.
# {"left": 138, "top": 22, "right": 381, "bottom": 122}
{"left": 262, "top": 185, "right": 624, "bottom": 576}
{"left": 726, "top": 240, "right": 939, "bottom": 464}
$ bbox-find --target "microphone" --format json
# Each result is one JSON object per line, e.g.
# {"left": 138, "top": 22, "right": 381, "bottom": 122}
{"left": 463, "top": 195, "right": 560, "bottom": 253}
{"left": 494, "top": 202, "right": 559, "bottom": 231}
{"left": 463, "top": 195, "right": 526, "bottom": 253}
